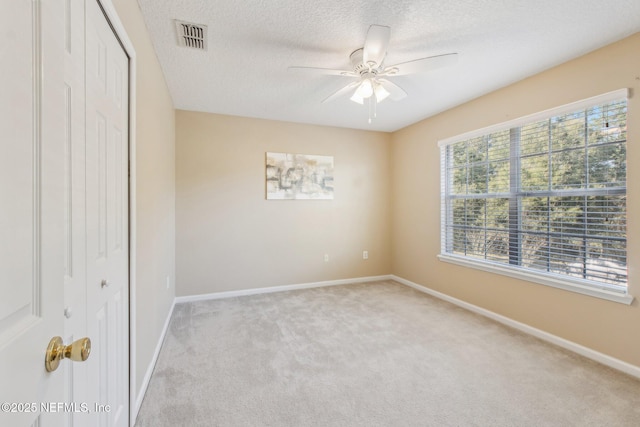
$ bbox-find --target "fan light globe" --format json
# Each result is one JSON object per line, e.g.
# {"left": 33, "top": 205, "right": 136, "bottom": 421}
{"left": 374, "top": 83, "right": 390, "bottom": 102}
{"left": 356, "top": 79, "right": 374, "bottom": 98}
{"left": 350, "top": 92, "right": 364, "bottom": 104}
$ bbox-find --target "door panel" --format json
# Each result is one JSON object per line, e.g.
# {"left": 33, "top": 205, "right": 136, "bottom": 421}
{"left": 0, "top": 0, "right": 35, "bottom": 325}
{"left": 85, "top": 0, "right": 130, "bottom": 425}
{"left": 0, "top": 0, "right": 66, "bottom": 426}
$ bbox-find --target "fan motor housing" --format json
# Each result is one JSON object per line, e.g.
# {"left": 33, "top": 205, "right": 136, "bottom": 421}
{"left": 350, "top": 48, "right": 381, "bottom": 75}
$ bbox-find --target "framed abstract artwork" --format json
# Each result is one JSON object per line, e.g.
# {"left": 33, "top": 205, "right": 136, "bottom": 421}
{"left": 266, "top": 152, "right": 334, "bottom": 200}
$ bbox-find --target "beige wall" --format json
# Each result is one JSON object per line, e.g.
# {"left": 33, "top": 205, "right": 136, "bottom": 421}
{"left": 176, "top": 111, "right": 391, "bottom": 296}
{"left": 112, "top": 0, "right": 176, "bottom": 400}
{"left": 391, "top": 33, "right": 640, "bottom": 367}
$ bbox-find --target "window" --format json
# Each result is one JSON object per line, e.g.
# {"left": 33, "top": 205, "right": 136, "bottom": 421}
{"left": 439, "top": 90, "right": 632, "bottom": 304}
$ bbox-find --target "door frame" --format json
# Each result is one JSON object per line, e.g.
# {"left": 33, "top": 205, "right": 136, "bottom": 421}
{"left": 91, "top": 1, "right": 139, "bottom": 425}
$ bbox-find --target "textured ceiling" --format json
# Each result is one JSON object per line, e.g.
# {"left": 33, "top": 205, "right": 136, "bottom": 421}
{"left": 137, "top": 0, "right": 640, "bottom": 132}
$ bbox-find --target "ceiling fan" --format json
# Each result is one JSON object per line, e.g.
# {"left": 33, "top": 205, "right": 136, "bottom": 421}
{"left": 289, "top": 25, "right": 458, "bottom": 122}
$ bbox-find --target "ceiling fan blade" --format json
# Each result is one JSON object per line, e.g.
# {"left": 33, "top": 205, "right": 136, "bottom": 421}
{"left": 288, "top": 66, "right": 356, "bottom": 77}
{"left": 322, "top": 81, "right": 361, "bottom": 103}
{"left": 378, "top": 78, "right": 407, "bottom": 101}
{"left": 385, "top": 53, "right": 458, "bottom": 76}
{"left": 363, "top": 25, "right": 390, "bottom": 67}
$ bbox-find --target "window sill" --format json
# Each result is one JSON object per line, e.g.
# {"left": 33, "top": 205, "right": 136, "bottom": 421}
{"left": 437, "top": 254, "right": 634, "bottom": 305}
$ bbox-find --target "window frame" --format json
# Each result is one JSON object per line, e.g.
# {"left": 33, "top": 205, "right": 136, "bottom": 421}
{"left": 438, "top": 89, "right": 633, "bottom": 305}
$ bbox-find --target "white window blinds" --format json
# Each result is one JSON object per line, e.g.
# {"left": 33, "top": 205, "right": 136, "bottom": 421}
{"left": 440, "top": 90, "right": 628, "bottom": 294}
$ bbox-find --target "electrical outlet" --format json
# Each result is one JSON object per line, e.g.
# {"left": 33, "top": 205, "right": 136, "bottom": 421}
{"left": 324, "top": 254, "right": 329, "bottom": 262}
{"left": 363, "top": 250, "right": 369, "bottom": 260}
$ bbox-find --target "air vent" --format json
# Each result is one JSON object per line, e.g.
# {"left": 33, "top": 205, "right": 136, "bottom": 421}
{"left": 174, "top": 20, "right": 207, "bottom": 50}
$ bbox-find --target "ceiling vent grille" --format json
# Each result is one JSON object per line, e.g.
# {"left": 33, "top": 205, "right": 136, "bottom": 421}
{"left": 174, "top": 20, "right": 207, "bottom": 50}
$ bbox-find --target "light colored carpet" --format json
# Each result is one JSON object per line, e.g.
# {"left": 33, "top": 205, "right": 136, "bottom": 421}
{"left": 135, "top": 280, "right": 640, "bottom": 426}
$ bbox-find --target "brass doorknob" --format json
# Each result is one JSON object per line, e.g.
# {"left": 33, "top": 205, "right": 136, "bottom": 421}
{"left": 45, "top": 336, "right": 91, "bottom": 372}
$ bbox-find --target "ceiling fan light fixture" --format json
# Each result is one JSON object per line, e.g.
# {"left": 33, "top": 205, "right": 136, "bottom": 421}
{"left": 350, "top": 91, "right": 364, "bottom": 104}
{"left": 355, "top": 79, "right": 374, "bottom": 98}
{"left": 374, "top": 82, "right": 390, "bottom": 102}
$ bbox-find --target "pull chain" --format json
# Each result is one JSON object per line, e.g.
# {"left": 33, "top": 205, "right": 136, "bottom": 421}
{"left": 374, "top": 94, "right": 377, "bottom": 119}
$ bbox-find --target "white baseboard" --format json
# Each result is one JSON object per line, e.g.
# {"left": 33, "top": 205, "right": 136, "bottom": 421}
{"left": 174, "top": 275, "right": 393, "bottom": 304}
{"left": 132, "top": 298, "right": 176, "bottom": 422}
{"left": 391, "top": 275, "right": 640, "bottom": 380}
